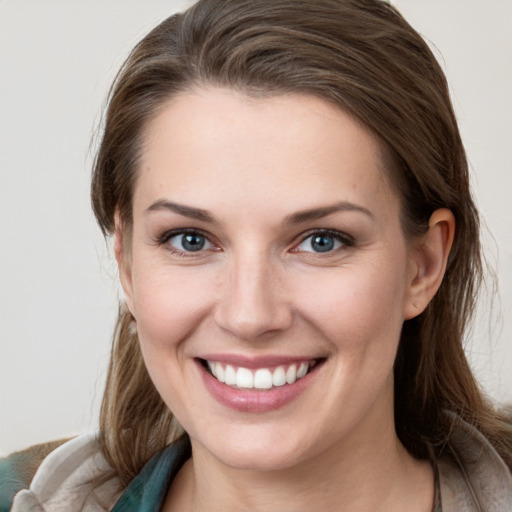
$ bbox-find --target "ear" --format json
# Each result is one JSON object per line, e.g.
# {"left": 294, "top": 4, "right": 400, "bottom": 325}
{"left": 114, "top": 211, "right": 135, "bottom": 316}
{"left": 404, "top": 208, "right": 455, "bottom": 320}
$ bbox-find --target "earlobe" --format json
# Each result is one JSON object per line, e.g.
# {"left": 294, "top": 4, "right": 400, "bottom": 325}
{"left": 114, "top": 212, "right": 135, "bottom": 315}
{"left": 404, "top": 208, "right": 455, "bottom": 320}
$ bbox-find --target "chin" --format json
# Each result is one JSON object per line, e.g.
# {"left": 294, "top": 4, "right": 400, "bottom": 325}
{"left": 216, "top": 446, "right": 305, "bottom": 472}
{"left": 193, "top": 423, "right": 316, "bottom": 472}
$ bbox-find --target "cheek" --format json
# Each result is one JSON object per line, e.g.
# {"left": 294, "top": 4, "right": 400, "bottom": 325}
{"left": 290, "top": 256, "right": 409, "bottom": 352}
{"left": 128, "top": 263, "right": 217, "bottom": 418}
{"left": 130, "top": 262, "right": 215, "bottom": 353}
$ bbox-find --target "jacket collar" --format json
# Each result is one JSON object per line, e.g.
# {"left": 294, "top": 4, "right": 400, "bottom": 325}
{"left": 437, "top": 412, "right": 512, "bottom": 511}
{"left": 111, "top": 436, "right": 190, "bottom": 512}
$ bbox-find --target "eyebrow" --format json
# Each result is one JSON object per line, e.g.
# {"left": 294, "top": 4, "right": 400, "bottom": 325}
{"left": 145, "top": 199, "right": 373, "bottom": 224}
{"left": 145, "top": 200, "right": 216, "bottom": 223}
{"left": 284, "top": 201, "right": 374, "bottom": 224}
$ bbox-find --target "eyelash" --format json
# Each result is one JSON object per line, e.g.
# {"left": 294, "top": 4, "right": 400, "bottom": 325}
{"left": 156, "top": 228, "right": 218, "bottom": 257}
{"left": 155, "top": 228, "right": 355, "bottom": 257}
{"left": 293, "top": 229, "right": 355, "bottom": 254}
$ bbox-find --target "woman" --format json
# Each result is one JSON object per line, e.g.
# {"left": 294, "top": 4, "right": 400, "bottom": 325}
{"left": 2, "top": 0, "right": 511, "bottom": 510}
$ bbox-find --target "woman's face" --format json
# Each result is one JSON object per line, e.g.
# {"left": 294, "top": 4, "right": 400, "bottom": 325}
{"left": 119, "top": 88, "right": 422, "bottom": 471}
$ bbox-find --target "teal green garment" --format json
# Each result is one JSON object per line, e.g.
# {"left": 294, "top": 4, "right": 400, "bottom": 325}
{"left": 0, "top": 436, "right": 190, "bottom": 512}
{"left": 111, "top": 436, "right": 191, "bottom": 512}
{"left": 0, "top": 453, "right": 29, "bottom": 512}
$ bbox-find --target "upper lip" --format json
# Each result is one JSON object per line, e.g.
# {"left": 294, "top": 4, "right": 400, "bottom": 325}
{"left": 198, "top": 354, "right": 324, "bottom": 368}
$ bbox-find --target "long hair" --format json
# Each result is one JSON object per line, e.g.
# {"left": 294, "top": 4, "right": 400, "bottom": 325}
{"left": 91, "top": 0, "right": 512, "bottom": 485}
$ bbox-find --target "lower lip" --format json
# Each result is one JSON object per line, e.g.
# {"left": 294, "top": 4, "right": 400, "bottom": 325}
{"left": 198, "top": 360, "right": 322, "bottom": 413}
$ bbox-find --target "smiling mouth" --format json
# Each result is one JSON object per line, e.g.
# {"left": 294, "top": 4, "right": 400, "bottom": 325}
{"left": 200, "top": 358, "right": 324, "bottom": 390}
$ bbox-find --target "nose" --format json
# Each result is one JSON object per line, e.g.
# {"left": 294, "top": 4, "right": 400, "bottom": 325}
{"left": 214, "top": 252, "right": 293, "bottom": 341}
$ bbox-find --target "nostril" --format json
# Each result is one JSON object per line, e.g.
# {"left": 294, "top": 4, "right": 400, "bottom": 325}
{"left": 214, "top": 298, "right": 294, "bottom": 341}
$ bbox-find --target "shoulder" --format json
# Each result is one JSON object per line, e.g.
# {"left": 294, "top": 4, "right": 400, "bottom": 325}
{"left": 438, "top": 412, "right": 512, "bottom": 511}
{"left": 1, "top": 433, "right": 122, "bottom": 512}
{"left": 0, "top": 438, "right": 69, "bottom": 512}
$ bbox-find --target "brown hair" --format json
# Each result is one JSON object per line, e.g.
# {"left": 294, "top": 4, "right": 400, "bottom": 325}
{"left": 91, "top": 0, "right": 512, "bottom": 485}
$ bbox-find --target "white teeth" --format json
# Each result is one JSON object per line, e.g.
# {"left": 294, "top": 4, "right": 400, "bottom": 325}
{"left": 215, "top": 363, "right": 225, "bottom": 383}
{"left": 297, "top": 362, "right": 308, "bottom": 379}
{"left": 286, "top": 364, "right": 297, "bottom": 384}
{"left": 207, "top": 360, "right": 315, "bottom": 389}
{"left": 254, "top": 369, "right": 273, "bottom": 389}
{"left": 236, "top": 367, "right": 254, "bottom": 388}
{"left": 225, "top": 364, "right": 236, "bottom": 385}
{"left": 272, "top": 366, "right": 287, "bottom": 387}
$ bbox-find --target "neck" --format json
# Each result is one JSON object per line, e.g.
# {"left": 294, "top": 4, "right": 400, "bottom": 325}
{"left": 165, "top": 409, "right": 434, "bottom": 512}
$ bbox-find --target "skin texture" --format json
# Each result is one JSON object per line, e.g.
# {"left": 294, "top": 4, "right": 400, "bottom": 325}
{"left": 115, "top": 88, "right": 454, "bottom": 511}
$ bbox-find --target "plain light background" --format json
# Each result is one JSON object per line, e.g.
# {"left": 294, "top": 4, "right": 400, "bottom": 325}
{"left": 1, "top": 0, "right": 511, "bottom": 456}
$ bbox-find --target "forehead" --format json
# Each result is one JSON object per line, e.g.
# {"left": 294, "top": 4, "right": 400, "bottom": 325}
{"left": 134, "top": 87, "right": 399, "bottom": 221}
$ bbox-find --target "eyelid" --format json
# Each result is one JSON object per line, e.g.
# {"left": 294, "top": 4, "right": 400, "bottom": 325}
{"left": 156, "top": 227, "right": 220, "bottom": 256}
{"left": 291, "top": 229, "right": 355, "bottom": 253}
{"left": 154, "top": 227, "right": 354, "bottom": 256}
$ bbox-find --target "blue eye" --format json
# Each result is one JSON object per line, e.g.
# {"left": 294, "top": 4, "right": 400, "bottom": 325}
{"left": 167, "top": 232, "right": 213, "bottom": 252}
{"left": 296, "top": 231, "right": 349, "bottom": 253}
